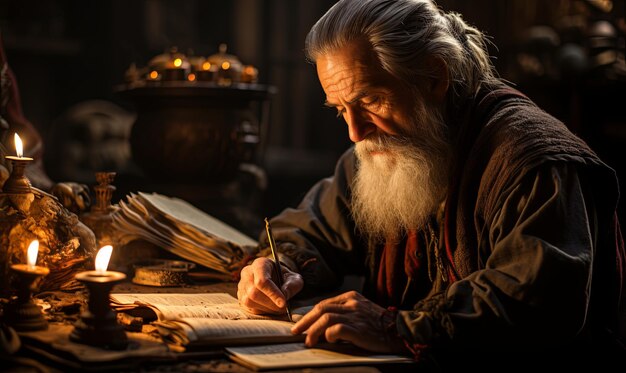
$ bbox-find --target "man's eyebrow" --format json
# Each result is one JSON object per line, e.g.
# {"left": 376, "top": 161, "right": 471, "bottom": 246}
{"left": 323, "top": 91, "right": 369, "bottom": 107}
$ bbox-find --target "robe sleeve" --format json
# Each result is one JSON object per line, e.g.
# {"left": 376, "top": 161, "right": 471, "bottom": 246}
{"left": 397, "top": 162, "right": 596, "bottom": 350}
{"left": 260, "top": 148, "right": 364, "bottom": 291}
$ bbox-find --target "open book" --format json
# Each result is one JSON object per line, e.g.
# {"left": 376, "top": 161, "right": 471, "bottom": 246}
{"left": 111, "top": 192, "right": 259, "bottom": 277}
{"left": 110, "top": 292, "right": 304, "bottom": 349}
{"left": 226, "top": 342, "right": 413, "bottom": 371}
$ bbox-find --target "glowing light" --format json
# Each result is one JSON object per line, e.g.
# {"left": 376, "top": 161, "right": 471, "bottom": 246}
{"left": 202, "top": 62, "right": 211, "bottom": 71}
{"left": 95, "top": 245, "right": 113, "bottom": 274}
{"left": 14, "top": 133, "right": 23, "bottom": 158}
{"left": 187, "top": 73, "right": 196, "bottom": 82}
{"left": 27, "top": 240, "right": 39, "bottom": 269}
{"left": 221, "top": 61, "right": 230, "bottom": 70}
{"left": 149, "top": 70, "right": 159, "bottom": 80}
{"left": 173, "top": 58, "right": 183, "bottom": 67}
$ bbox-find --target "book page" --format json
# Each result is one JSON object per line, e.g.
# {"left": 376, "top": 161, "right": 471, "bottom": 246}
{"left": 154, "top": 318, "right": 302, "bottom": 347}
{"left": 138, "top": 192, "right": 257, "bottom": 247}
{"left": 110, "top": 293, "right": 268, "bottom": 320}
{"left": 182, "top": 319, "right": 294, "bottom": 340}
{"left": 226, "top": 342, "right": 413, "bottom": 370}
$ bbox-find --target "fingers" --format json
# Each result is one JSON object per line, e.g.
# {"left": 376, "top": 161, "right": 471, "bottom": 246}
{"left": 281, "top": 271, "right": 304, "bottom": 300}
{"left": 298, "top": 311, "right": 366, "bottom": 349}
{"left": 237, "top": 280, "right": 281, "bottom": 314}
{"left": 300, "top": 312, "right": 353, "bottom": 347}
{"left": 290, "top": 291, "right": 389, "bottom": 350}
{"left": 252, "top": 259, "right": 286, "bottom": 308}
{"left": 238, "top": 292, "right": 280, "bottom": 314}
{"left": 292, "top": 291, "right": 361, "bottom": 332}
{"left": 291, "top": 303, "right": 353, "bottom": 334}
{"left": 324, "top": 323, "right": 359, "bottom": 344}
{"left": 238, "top": 258, "right": 299, "bottom": 314}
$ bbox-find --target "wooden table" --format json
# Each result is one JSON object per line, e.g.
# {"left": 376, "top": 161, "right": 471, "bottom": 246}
{"left": 3, "top": 279, "right": 415, "bottom": 373}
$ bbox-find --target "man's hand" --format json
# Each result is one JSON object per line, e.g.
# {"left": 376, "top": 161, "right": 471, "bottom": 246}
{"left": 291, "top": 291, "right": 406, "bottom": 354}
{"left": 237, "top": 257, "right": 304, "bottom": 315}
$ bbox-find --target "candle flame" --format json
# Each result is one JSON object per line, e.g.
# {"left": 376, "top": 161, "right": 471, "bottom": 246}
{"left": 202, "top": 61, "right": 211, "bottom": 71}
{"left": 187, "top": 73, "right": 196, "bottom": 82}
{"left": 14, "top": 133, "right": 23, "bottom": 158}
{"left": 174, "top": 58, "right": 182, "bottom": 67}
{"left": 95, "top": 245, "right": 113, "bottom": 273}
{"left": 27, "top": 240, "right": 39, "bottom": 268}
{"left": 221, "top": 61, "right": 230, "bottom": 70}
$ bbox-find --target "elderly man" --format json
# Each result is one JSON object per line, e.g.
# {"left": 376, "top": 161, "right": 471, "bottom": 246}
{"left": 237, "top": 0, "right": 625, "bottom": 366}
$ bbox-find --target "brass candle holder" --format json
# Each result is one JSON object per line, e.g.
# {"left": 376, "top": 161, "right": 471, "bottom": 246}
{"left": 81, "top": 172, "right": 119, "bottom": 247}
{"left": 70, "top": 270, "right": 128, "bottom": 350}
{"left": 3, "top": 155, "right": 33, "bottom": 194}
{"left": 4, "top": 263, "right": 50, "bottom": 331}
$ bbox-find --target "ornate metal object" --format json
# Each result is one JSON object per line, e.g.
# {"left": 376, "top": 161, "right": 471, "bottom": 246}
{"left": 132, "top": 259, "right": 195, "bottom": 287}
{"left": 81, "top": 172, "right": 119, "bottom": 247}
{"left": 118, "top": 45, "right": 275, "bottom": 183}
{"left": 3, "top": 156, "right": 33, "bottom": 194}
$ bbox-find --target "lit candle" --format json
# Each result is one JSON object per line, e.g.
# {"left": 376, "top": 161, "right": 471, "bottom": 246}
{"left": 15, "top": 133, "right": 24, "bottom": 157}
{"left": 11, "top": 239, "right": 48, "bottom": 276}
{"left": 3, "top": 132, "right": 34, "bottom": 194}
{"left": 27, "top": 240, "right": 39, "bottom": 270}
{"left": 95, "top": 245, "right": 113, "bottom": 274}
{"left": 6, "top": 239, "right": 50, "bottom": 331}
{"left": 163, "top": 53, "right": 188, "bottom": 81}
{"left": 75, "top": 245, "right": 125, "bottom": 282}
{"left": 71, "top": 245, "right": 128, "bottom": 349}
{"left": 5, "top": 133, "right": 33, "bottom": 161}
{"left": 15, "top": 133, "right": 23, "bottom": 157}
{"left": 197, "top": 60, "right": 216, "bottom": 81}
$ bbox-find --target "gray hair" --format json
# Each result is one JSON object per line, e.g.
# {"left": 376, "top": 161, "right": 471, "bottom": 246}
{"left": 305, "top": 0, "right": 499, "bottom": 108}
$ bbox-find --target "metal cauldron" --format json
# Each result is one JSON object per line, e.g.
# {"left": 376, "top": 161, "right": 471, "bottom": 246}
{"left": 117, "top": 46, "right": 275, "bottom": 183}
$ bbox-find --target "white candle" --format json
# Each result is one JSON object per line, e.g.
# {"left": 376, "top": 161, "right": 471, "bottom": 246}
{"left": 27, "top": 240, "right": 39, "bottom": 270}
{"left": 94, "top": 245, "right": 113, "bottom": 275}
{"left": 5, "top": 132, "right": 33, "bottom": 162}
{"left": 14, "top": 133, "right": 24, "bottom": 158}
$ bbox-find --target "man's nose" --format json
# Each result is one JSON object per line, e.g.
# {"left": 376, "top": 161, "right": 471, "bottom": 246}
{"left": 345, "top": 109, "right": 376, "bottom": 143}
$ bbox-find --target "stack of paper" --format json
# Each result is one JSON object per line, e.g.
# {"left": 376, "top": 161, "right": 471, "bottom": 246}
{"left": 111, "top": 192, "right": 258, "bottom": 275}
{"left": 226, "top": 342, "right": 413, "bottom": 371}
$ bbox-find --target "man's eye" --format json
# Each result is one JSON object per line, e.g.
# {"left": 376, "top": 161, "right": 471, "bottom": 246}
{"left": 361, "top": 96, "right": 379, "bottom": 106}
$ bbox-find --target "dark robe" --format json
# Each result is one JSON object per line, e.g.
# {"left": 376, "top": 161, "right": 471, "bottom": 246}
{"left": 263, "top": 83, "right": 626, "bottom": 366}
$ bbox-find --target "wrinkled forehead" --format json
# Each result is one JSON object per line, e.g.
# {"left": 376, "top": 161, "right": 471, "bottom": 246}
{"left": 315, "top": 39, "right": 392, "bottom": 94}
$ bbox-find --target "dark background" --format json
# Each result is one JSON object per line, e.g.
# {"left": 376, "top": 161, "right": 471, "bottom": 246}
{"left": 1, "top": 0, "right": 625, "bottom": 234}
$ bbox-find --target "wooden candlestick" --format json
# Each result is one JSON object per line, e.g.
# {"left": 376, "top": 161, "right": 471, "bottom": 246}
{"left": 70, "top": 270, "right": 128, "bottom": 350}
{"left": 4, "top": 264, "right": 50, "bottom": 331}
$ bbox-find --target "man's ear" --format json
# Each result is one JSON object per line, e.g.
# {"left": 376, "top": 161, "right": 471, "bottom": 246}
{"left": 425, "top": 56, "right": 449, "bottom": 104}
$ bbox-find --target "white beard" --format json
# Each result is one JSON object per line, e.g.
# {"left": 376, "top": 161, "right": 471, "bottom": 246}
{"left": 351, "top": 105, "right": 452, "bottom": 243}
